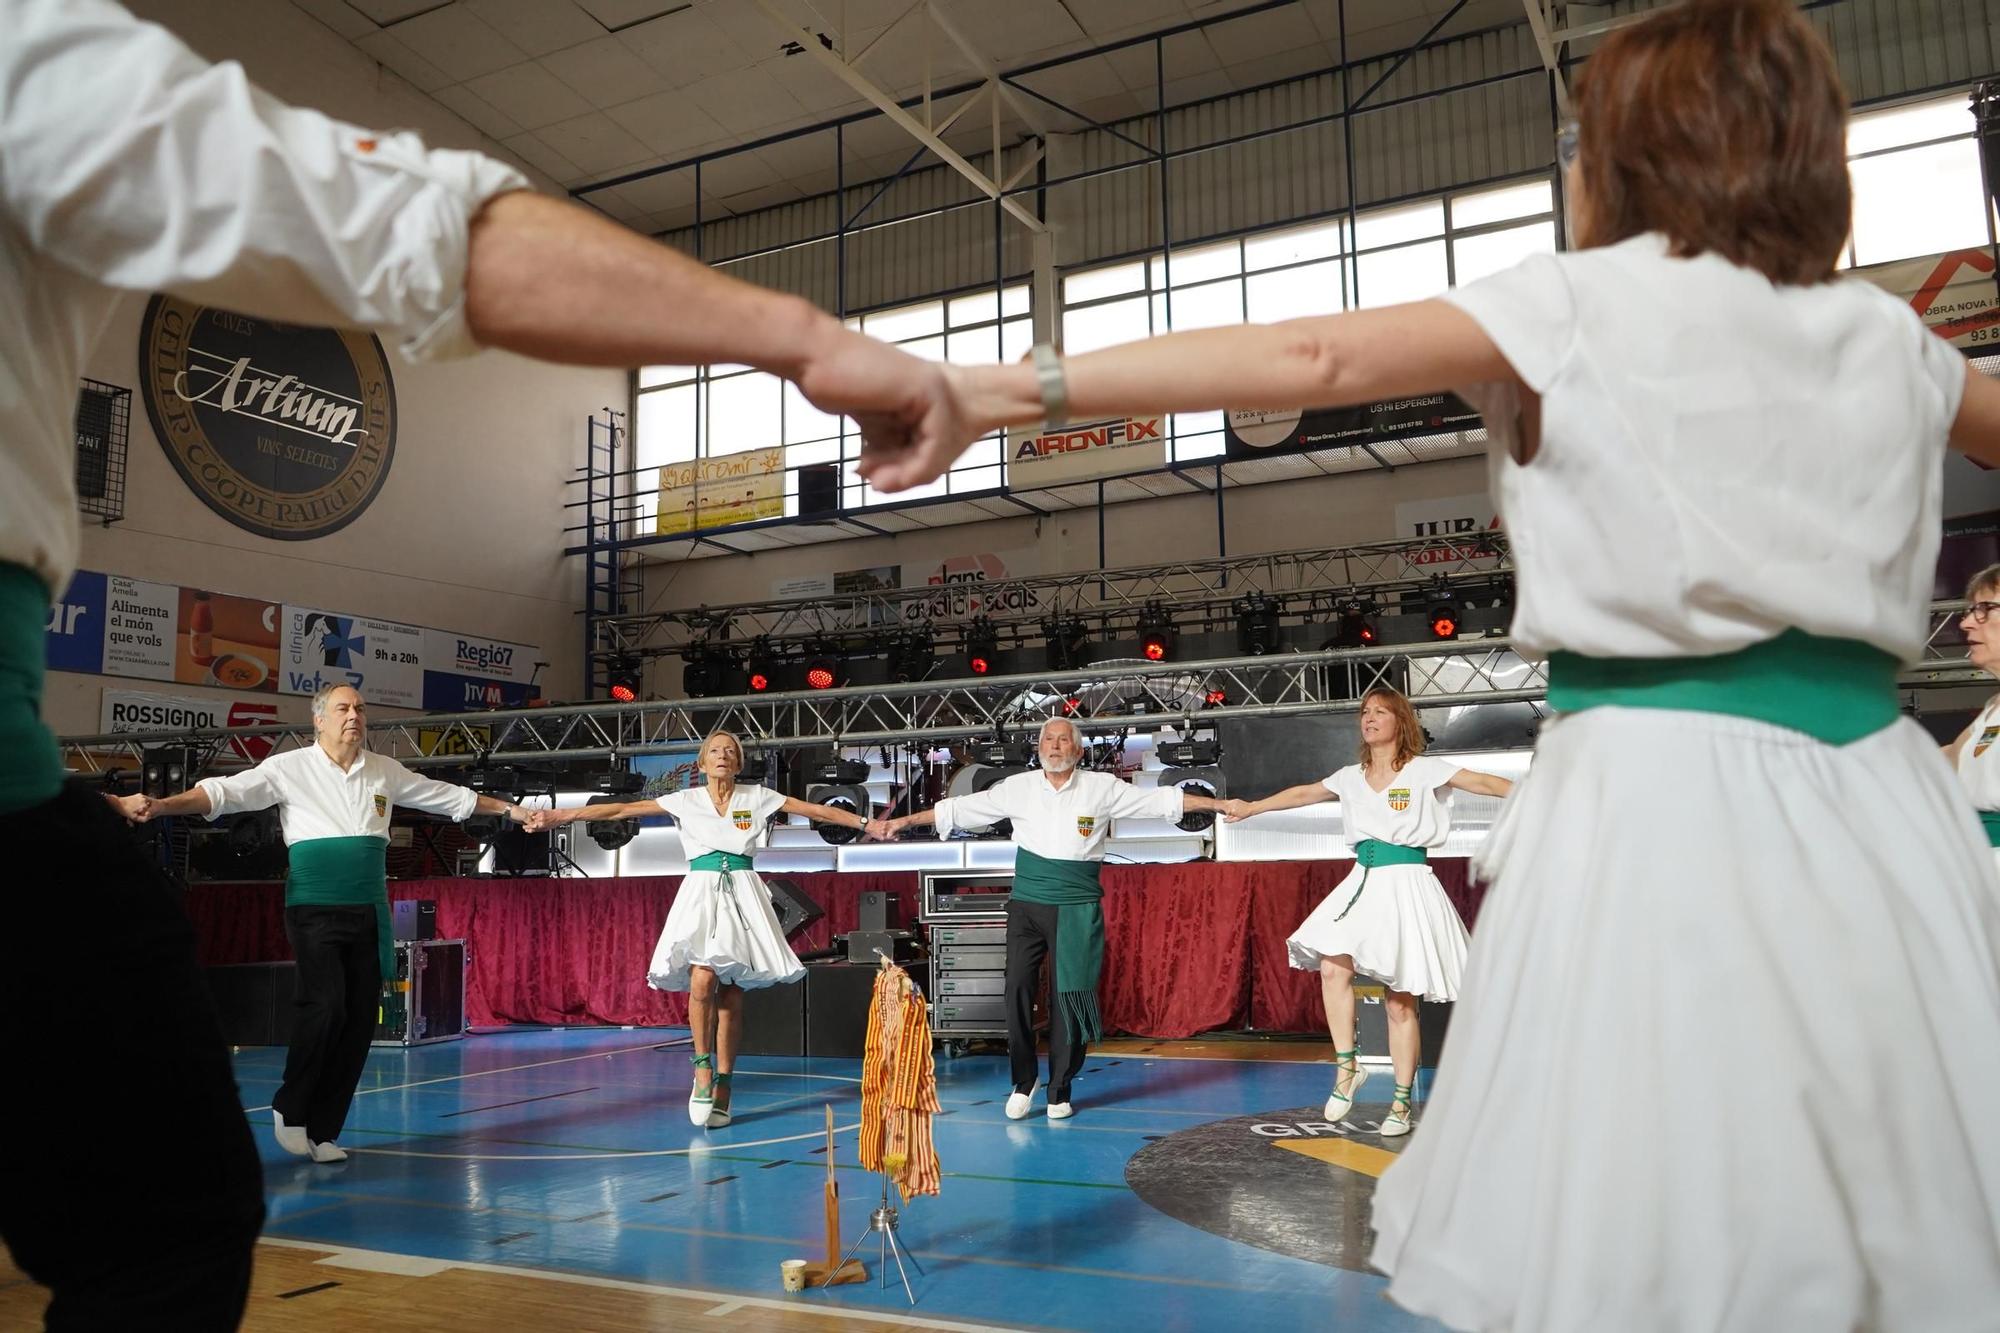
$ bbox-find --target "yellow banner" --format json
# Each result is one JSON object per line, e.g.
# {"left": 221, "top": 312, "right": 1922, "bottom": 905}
{"left": 656, "top": 447, "right": 786, "bottom": 535}
{"left": 417, "top": 726, "right": 490, "bottom": 757}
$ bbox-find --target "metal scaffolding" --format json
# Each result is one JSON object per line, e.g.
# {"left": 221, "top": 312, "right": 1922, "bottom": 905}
{"left": 591, "top": 532, "right": 1516, "bottom": 661}
{"left": 60, "top": 602, "right": 1983, "bottom": 774}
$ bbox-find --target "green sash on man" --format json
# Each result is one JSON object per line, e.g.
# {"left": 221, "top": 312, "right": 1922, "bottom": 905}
{"left": 1012, "top": 846, "right": 1108, "bottom": 1044}
{"left": 287, "top": 836, "right": 394, "bottom": 978}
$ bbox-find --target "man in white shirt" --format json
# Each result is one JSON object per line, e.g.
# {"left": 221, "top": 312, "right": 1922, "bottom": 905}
{"left": 1, "top": 1, "right": 953, "bottom": 1322}
{"left": 880, "top": 718, "right": 1228, "bottom": 1118}
{"left": 124, "top": 684, "right": 523, "bottom": 1162}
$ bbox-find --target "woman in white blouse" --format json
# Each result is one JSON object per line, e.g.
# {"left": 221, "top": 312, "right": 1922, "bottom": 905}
{"left": 1226, "top": 688, "right": 1509, "bottom": 1137}
{"left": 848, "top": 3, "right": 2000, "bottom": 1325}
{"left": 539, "top": 731, "right": 872, "bottom": 1127}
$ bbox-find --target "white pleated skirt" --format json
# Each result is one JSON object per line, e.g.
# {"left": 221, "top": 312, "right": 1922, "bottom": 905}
{"left": 1287, "top": 862, "right": 1468, "bottom": 1002}
{"left": 1371, "top": 707, "right": 2000, "bottom": 1332}
{"left": 646, "top": 868, "right": 806, "bottom": 992}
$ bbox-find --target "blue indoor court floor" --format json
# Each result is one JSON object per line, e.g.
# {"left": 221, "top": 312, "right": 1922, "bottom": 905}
{"left": 234, "top": 1028, "right": 1446, "bottom": 1332}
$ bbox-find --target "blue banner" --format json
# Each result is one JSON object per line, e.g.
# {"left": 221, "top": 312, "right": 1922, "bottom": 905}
{"left": 44, "top": 570, "right": 106, "bottom": 674}
{"left": 421, "top": 671, "right": 539, "bottom": 713}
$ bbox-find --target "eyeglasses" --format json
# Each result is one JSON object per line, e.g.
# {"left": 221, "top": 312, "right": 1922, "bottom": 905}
{"left": 1964, "top": 601, "right": 2000, "bottom": 624}
{"left": 1556, "top": 119, "right": 1580, "bottom": 172}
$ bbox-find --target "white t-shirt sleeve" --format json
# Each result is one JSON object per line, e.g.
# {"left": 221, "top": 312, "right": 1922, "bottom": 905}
{"left": 1101, "top": 775, "right": 1184, "bottom": 821}
{"left": 653, "top": 790, "right": 685, "bottom": 819}
{"left": 1320, "top": 768, "right": 1348, "bottom": 799}
{"left": 1442, "top": 251, "right": 1578, "bottom": 394}
{"left": 1914, "top": 316, "right": 1970, "bottom": 427}
{"left": 751, "top": 785, "right": 787, "bottom": 821}
{"left": 4, "top": 0, "right": 529, "bottom": 361}
{"left": 1417, "top": 755, "right": 1462, "bottom": 790}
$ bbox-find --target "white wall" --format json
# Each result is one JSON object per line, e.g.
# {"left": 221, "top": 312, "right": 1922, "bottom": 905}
{"left": 44, "top": 1, "right": 626, "bottom": 736}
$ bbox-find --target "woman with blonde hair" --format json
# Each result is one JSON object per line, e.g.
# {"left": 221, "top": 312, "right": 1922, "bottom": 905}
{"left": 536, "top": 730, "right": 873, "bottom": 1127}
{"left": 1226, "top": 687, "right": 1510, "bottom": 1137}
{"left": 852, "top": 2, "right": 2000, "bottom": 1322}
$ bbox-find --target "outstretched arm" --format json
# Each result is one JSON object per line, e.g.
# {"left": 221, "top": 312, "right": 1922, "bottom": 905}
{"left": 779, "top": 794, "right": 874, "bottom": 836}
{"left": 528, "top": 799, "right": 658, "bottom": 831}
{"left": 1224, "top": 782, "right": 1338, "bottom": 821}
{"left": 115, "top": 787, "right": 214, "bottom": 822}
{"left": 859, "top": 300, "right": 1513, "bottom": 491}
{"left": 1444, "top": 769, "right": 1513, "bottom": 798}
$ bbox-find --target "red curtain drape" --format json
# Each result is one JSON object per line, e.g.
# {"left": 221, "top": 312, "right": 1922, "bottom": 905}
{"left": 185, "top": 860, "right": 1483, "bottom": 1038}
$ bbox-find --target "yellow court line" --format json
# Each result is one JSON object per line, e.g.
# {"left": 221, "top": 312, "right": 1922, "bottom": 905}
{"left": 1272, "top": 1137, "right": 1399, "bottom": 1178}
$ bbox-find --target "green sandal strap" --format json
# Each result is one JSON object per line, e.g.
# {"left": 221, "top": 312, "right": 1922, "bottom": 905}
{"left": 691, "top": 1052, "right": 714, "bottom": 1069}
{"left": 712, "top": 1071, "right": 733, "bottom": 1085}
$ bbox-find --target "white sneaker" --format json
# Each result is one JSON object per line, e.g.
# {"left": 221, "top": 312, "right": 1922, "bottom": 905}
{"left": 273, "top": 1110, "right": 311, "bottom": 1158}
{"left": 1324, "top": 1062, "right": 1370, "bottom": 1122}
{"left": 1004, "top": 1083, "right": 1040, "bottom": 1120}
{"left": 309, "top": 1140, "right": 349, "bottom": 1163}
{"left": 1379, "top": 1107, "right": 1414, "bottom": 1139}
{"left": 1046, "top": 1101, "right": 1074, "bottom": 1120}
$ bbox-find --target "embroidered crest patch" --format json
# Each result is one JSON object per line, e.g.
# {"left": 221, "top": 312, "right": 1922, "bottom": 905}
{"left": 733, "top": 809, "right": 753, "bottom": 830}
{"left": 373, "top": 793, "right": 388, "bottom": 817}
{"left": 1076, "top": 815, "right": 1096, "bottom": 837}
{"left": 1978, "top": 726, "right": 1999, "bottom": 759}
{"left": 1387, "top": 788, "right": 1411, "bottom": 812}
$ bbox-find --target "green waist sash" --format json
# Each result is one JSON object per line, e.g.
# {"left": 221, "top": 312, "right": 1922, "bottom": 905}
{"left": 1981, "top": 812, "right": 2000, "bottom": 849}
{"left": 287, "top": 836, "right": 393, "bottom": 978}
{"left": 1547, "top": 629, "right": 1899, "bottom": 746}
{"left": 689, "top": 851, "right": 755, "bottom": 873}
{"left": 687, "top": 850, "right": 759, "bottom": 940}
{"left": 1333, "top": 839, "right": 1428, "bottom": 924}
{"left": 1, "top": 564, "right": 63, "bottom": 814}
{"left": 1012, "top": 847, "right": 1107, "bottom": 1046}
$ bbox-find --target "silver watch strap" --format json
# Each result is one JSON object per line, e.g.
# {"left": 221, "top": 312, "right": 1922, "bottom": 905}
{"left": 1031, "top": 342, "right": 1069, "bottom": 429}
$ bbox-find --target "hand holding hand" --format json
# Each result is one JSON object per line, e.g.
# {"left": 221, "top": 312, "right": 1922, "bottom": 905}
{"left": 863, "top": 816, "right": 898, "bottom": 841}
{"left": 522, "top": 808, "right": 561, "bottom": 833}
{"left": 1221, "top": 799, "right": 1255, "bottom": 823}
{"left": 114, "top": 792, "right": 156, "bottom": 824}
{"left": 507, "top": 804, "right": 534, "bottom": 826}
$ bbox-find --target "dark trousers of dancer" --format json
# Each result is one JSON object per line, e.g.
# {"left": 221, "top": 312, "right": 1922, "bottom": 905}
{"left": 0, "top": 781, "right": 264, "bottom": 1331}
{"left": 275, "top": 904, "right": 381, "bottom": 1144}
{"left": 1004, "top": 899, "right": 1089, "bottom": 1102}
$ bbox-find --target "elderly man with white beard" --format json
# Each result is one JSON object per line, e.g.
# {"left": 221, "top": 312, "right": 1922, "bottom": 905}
{"left": 878, "top": 717, "right": 1229, "bottom": 1119}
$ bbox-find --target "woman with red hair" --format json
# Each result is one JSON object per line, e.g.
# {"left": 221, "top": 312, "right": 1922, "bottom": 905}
{"left": 859, "top": 2, "right": 2000, "bottom": 1323}
{"left": 1226, "top": 687, "right": 1510, "bottom": 1138}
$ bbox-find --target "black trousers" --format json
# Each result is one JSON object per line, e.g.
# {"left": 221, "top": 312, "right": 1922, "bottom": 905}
{"left": 0, "top": 781, "right": 263, "bottom": 1331}
{"left": 274, "top": 903, "right": 381, "bottom": 1144}
{"left": 1004, "top": 899, "right": 1089, "bottom": 1101}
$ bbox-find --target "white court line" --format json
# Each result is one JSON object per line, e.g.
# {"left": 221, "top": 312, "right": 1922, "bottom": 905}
{"left": 704, "top": 1301, "right": 743, "bottom": 1316}
{"left": 244, "top": 1045, "right": 866, "bottom": 1114}
{"left": 351, "top": 1122, "right": 860, "bottom": 1161}
{"left": 259, "top": 1237, "right": 1024, "bottom": 1333}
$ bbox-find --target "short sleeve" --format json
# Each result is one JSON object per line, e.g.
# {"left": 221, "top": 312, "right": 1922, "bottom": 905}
{"left": 653, "top": 790, "right": 686, "bottom": 819}
{"left": 751, "top": 785, "right": 787, "bottom": 820}
{"left": 1418, "top": 756, "right": 1462, "bottom": 790}
{"left": 1916, "top": 321, "right": 1969, "bottom": 428}
{"left": 1321, "top": 766, "right": 1350, "bottom": 798}
{"left": 1442, "top": 251, "right": 1578, "bottom": 394}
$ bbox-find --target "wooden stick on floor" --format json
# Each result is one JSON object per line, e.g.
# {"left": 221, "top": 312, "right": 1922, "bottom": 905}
{"left": 804, "top": 1102, "right": 865, "bottom": 1288}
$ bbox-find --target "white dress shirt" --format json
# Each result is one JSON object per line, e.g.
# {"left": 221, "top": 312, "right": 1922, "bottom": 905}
{"left": 197, "top": 744, "right": 477, "bottom": 844}
{"left": 2, "top": 0, "right": 528, "bottom": 595}
{"left": 932, "top": 769, "right": 1184, "bottom": 861}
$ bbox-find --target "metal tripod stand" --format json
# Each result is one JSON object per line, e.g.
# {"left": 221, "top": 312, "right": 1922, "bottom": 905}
{"left": 829, "top": 1174, "right": 924, "bottom": 1304}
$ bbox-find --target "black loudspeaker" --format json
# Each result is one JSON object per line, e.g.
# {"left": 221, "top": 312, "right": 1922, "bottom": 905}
{"left": 857, "top": 890, "right": 895, "bottom": 932}
{"left": 797, "top": 462, "right": 840, "bottom": 521}
{"left": 766, "top": 876, "right": 826, "bottom": 940}
{"left": 141, "top": 745, "right": 198, "bottom": 798}
{"left": 487, "top": 826, "right": 552, "bottom": 876}
{"left": 740, "top": 979, "right": 807, "bottom": 1056}
{"left": 805, "top": 962, "right": 879, "bottom": 1058}
{"left": 204, "top": 961, "right": 298, "bottom": 1046}
{"left": 393, "top": 898, "right": 438, "bottom": 941}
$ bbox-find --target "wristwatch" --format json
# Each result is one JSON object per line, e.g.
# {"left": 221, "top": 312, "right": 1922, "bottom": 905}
{"left": 1031, "top": 342, "right": 1069, "bottom": 429}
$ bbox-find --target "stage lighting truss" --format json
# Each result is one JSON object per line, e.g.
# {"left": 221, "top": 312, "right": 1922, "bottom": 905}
{"left": 806, "top": 782, "right": 871, "bottom": 844}
{"left": 592, "top": 768, "right": 645, "bottom": 795}
{"left": 1160, "top": 765, "right": 1226, "bottom": 833}
{"left": 1325, "top": 601, "right": 1380, "bottom": 650}
{"left": 745, "top": 637, "right": 776, "bottom": 692}
{"left": 584, "top": 792, "right": 641, "bottom": 850}
{"left": 605, "top": 654, "right": 642, "bottom": 703}
{"left": 1136, "top": 601, "right": 1175, "bottom": 662}
{"left": 964, "top": 616, "right": 999, "bottom": 675}
{"left": 1235, "top": 592, "right": 1282, "bottom": 656}
{"left": 1041, "top": 615, "right": 1091, "bottom": 671}
{"left": 889, "top": 628, "right": 936, "bottom": 683}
